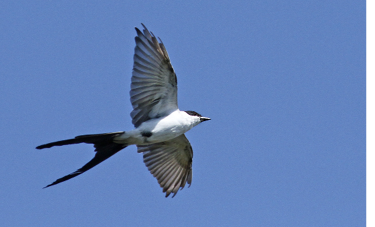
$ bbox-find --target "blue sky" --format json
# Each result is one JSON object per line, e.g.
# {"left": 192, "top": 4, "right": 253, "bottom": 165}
{"left": 0, "top": 1, "right": 365, "bottom": 226}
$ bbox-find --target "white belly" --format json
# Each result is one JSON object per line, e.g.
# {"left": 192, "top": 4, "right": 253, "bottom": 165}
{"left": 114, "top": 110, "right": 198, "bottom": 145}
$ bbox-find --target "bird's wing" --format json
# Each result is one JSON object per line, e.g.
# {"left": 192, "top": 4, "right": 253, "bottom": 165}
{"left": 137, "top": 134, "right": 193, "bottom": 197}
{"left": 130, "top": 24, "right": 178, "bottom": 128}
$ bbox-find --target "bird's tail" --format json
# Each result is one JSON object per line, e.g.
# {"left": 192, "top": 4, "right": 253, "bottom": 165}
{"left": 36, "top": 131, "right": 127, "bottom": 188}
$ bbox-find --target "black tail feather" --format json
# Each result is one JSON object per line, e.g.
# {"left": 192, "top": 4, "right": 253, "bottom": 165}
{"left": 37, "top": 131, "right": 127, "bottom": 188}
{"left": 36, "top": 132, "right": 125, "bottom": 149}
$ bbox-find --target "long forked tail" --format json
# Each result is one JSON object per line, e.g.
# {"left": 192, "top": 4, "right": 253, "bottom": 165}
{"left": 36, "top": 131, "right": 127, "bottom": 188}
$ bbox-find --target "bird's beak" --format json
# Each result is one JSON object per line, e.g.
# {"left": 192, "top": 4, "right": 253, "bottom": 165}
{"left": 200, "top": 117, "right": 211, "bottom": 122}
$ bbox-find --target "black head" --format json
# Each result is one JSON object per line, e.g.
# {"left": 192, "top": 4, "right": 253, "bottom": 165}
{"left": 184, "top": 111, "right": 211, "bottom": 122}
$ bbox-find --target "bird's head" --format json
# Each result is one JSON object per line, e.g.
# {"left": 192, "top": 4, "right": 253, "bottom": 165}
{"left": 184, "top": 111, "right": 211, "bottom": 124}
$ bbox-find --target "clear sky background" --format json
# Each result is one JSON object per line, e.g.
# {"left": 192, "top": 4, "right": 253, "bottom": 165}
{"left": 0, "top": 1, "right": 365, "bottom": 226}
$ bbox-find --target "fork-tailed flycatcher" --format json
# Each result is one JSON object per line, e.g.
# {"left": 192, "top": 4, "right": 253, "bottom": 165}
{"left": 36, "top": 24, "right": 210, "bottom": 197}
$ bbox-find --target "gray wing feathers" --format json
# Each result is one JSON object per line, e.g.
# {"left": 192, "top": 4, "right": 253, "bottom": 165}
{"left": 131, "top": 24, "right": 178, "bottom": 127}
{"left": 137, "top": 134, "right": 193, "bottom": 197}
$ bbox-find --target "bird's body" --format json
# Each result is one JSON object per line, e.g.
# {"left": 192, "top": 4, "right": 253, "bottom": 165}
{"left": 36, "top": 24, "right": 210, "bottom": 197}
{"left": 115, "top": 110, "right": 202, "bottom": 145}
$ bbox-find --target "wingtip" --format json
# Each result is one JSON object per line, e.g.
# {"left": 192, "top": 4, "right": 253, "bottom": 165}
{"left": 164, "top": 190, "right": 178, "bottom": 198}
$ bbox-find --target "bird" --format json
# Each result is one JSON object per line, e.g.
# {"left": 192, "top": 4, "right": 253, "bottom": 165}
{"left": 36, "top": 24, "right": 210, "bottom": 197}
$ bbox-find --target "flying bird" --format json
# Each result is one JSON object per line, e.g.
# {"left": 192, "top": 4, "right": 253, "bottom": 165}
{"left": 36, "top": 24, "right": 210, "bottom": 197}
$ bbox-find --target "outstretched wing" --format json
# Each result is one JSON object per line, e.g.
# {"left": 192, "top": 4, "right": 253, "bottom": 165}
{"left": 137, "top": 134, "right": 193, "bottom": 197}
{"left": 130, "top": 24, "right": 178, "bottom": 128}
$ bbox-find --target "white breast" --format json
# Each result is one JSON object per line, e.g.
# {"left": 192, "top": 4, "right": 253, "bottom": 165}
{"left": 139, "top": 110, "right": 199, "bottom": 143}
{"left": 114, "top": 110, "right": 200, "bottom": 145}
